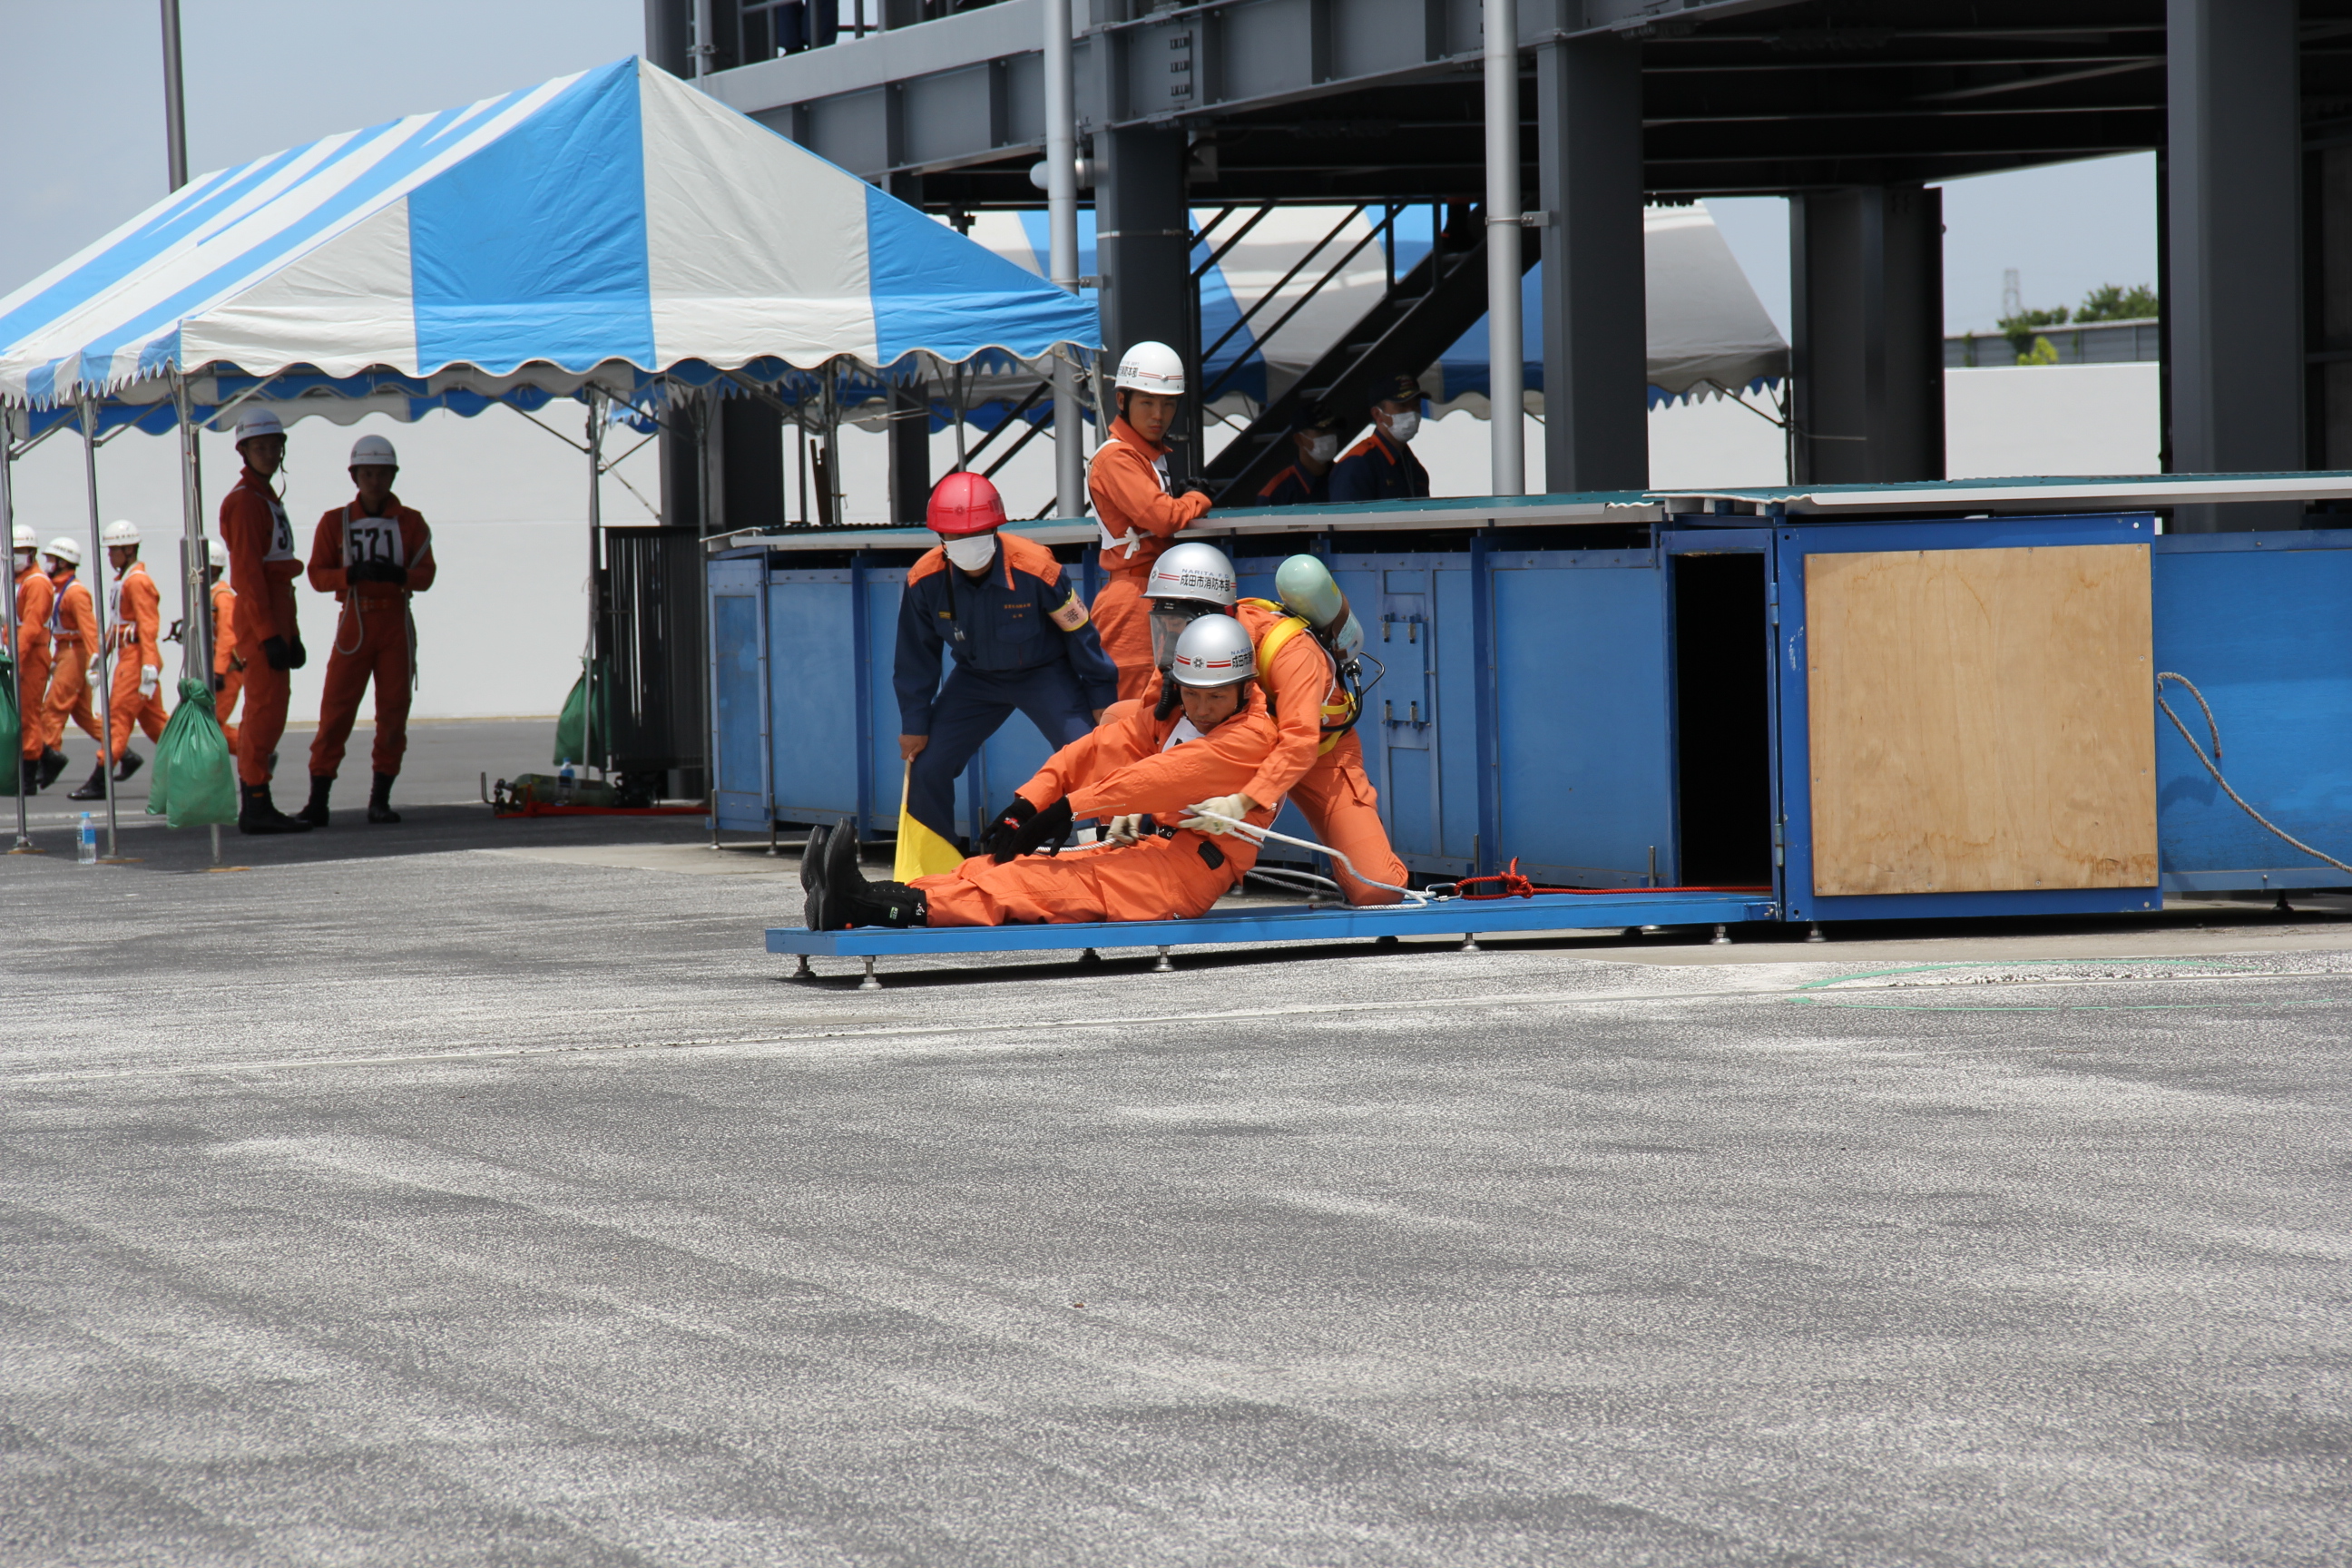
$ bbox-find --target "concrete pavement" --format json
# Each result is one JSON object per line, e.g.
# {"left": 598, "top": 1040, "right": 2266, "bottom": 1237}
{"left": 3, "top": 783, "right": 2347, "bottom": 1564}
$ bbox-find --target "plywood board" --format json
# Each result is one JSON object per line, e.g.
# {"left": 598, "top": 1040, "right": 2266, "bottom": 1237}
{"left": 1806, "top": 543, "right": 2157, "bottom": 896}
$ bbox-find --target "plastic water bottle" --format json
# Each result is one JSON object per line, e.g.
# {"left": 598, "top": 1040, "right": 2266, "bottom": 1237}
{"left": 557, "top": 760, "right": 574, "bottom": 805}
{"left": 77, "top": 812, "right": 97, "bottom": 866}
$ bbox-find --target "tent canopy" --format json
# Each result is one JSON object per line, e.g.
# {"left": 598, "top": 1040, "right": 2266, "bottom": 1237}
{"left": 0, "top": 56, "right": 1095, "bottom": 430}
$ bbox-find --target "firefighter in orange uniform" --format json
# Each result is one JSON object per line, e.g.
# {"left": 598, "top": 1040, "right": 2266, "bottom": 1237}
{"left": 220, "top": 410, "right": 310, "bottom": 834}
{"left": 1132, "top": 542, "right": 1407, "bottom": 906}
{"left": 1086, "top": 339, "right": 1214, "bottom": 701}
{"left": 804, "top": 614, "right": 1280, "bottom": 929}
{"left": 14, "top": 524, "right": 54, "bottom": 794}
{"left": 67, "top": 519, "right": 165, "bottom": 799}
{"left": 300, "top": 433, "right": 433, "bottom": 827}
{"left": 204, "top": 540, "right": 243, "bottom": 750}
{"left": 33, "top": 537, "right": 100, "bottom": 789}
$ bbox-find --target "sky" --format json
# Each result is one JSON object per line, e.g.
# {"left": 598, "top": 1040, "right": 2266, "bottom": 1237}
{"left": 0, "top": 2, "right": 2160, "bottom": 342}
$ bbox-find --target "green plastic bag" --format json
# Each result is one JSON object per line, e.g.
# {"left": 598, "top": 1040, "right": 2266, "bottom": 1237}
{"left": 146, "top": 678, "right": 239, "bottom": 828}
{"left": 0, "top": 649, "right": 16, "bottom": 797}
{"left": 553, "top": 657, "right": 612, "bottom": 767}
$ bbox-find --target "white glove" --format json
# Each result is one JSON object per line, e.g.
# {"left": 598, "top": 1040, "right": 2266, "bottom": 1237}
{"left": 138, "top": 665, "right": 160, "bottom": 698}
{"left": 1106, "top": 813, "right": 1146, "bottom": 846}
{"left": 1180, "top": 793, "right": 1257, "bottom": 835}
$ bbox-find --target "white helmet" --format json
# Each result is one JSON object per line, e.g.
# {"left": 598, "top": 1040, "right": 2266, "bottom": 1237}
{"left": 1169, "top": 612, "right": 1256, "bottom": 690}
{"left": 1113, "top": 339, "right": 1186, "bottom": 397}
{"left": 103, "top": 519, "right": 140, "bottom": 546}
{"left": 235, "top": 409, "right": 284, "bottom": 442}
{"left": 12, "top": 524, "right": 34, "bottom": 553}
{"left": 208, "top": 539, "right": 229, "bottom": 570}
{"left": 1144, "top": 542, "right": 1237, "bottom": 610}
{"left": 349, "top": 433, "right": 398, "bottom": 467}
{"left": 44, "top": 536, "right": 82, "bottom": 566}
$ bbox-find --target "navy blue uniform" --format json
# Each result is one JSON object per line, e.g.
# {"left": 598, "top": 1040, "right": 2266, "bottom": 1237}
{"left": 1328, "top": 429, "right": 1430, "bottom": 505}
{"left": 894, "top": 531, "right": 1120, "bottom": 865}
{"left": 1256, "top": 462, "right": 1329, "bottom": 507}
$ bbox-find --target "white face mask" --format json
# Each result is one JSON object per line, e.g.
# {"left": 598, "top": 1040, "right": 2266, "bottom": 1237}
{"left": 1304, "top": 433, "right": 1338, "bottom": 465}
{"left": 1383, "top": 408, "right": 1421, "bottom": 445}
{"left": 942, "top": 532, "right": 998, "bottom": 572}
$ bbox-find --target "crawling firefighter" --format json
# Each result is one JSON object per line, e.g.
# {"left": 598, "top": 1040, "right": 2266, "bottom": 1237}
{"left": 803, "top": 613, "right": 1279, "bottom": 929}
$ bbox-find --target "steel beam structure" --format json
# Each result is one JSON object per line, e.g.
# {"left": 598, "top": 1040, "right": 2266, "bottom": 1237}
{"left": 1535, "top": 33, "right": 1647, "bottom": 494}
{"left": 2167, "top": 0, "right": 2302, "bottom": 532}
{"left": 1094, "top": 124, "right": 1197, "bottom": 470}
{"left": 1788, "top": 185, "right": 1944, "bottom": 485}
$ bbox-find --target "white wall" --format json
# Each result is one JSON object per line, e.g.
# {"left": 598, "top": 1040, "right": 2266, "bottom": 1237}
{"left": 1944, "top": 363, "right": 2161, "bottom": 478}
{"left": 9, "top": 407, "right": 658, "bottom": 720}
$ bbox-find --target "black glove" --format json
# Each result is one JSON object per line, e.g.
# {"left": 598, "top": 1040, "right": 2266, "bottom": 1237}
{"left": 983, "top": 795, "right": 1037, "bottom": 863}
{"left": 210, "top": 672, "right": 224, "bottom": 692}
{"left": 261, "top": 635, "right": 293, "bottom": 671}
{"left": 380, "top": 561, "right": 409, "bottom": 587}
{"left": 1007, "top": 797, "right": 1074, "bottom": 861}
{"left": 1181, "top": 483, "right": 1219, "bottom": 504}
{"left": 346, "top": 559, "right": 381, "bottom": 583}
{"left": 286, "top": 634, "right": 308, "bottom": 671}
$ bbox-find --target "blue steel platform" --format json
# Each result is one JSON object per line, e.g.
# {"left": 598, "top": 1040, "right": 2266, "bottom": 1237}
{"left": 767, "top": 890, "right": 1778, "bottom": 962}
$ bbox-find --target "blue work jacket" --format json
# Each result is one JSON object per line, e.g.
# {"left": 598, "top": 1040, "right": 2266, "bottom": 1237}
{"left": 1255, "top": 461, "right": 1330, "bottom": 507}
{"left": 1328, "top": 429, "right": 1431, "bottom": 505}
{"left": 894, "top": 531, "right": 1122, "bottom": 735}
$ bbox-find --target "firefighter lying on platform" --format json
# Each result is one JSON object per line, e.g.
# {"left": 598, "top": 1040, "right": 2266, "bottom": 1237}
{"left": 802, "top": 614, "right": 1280, "bottom": 929}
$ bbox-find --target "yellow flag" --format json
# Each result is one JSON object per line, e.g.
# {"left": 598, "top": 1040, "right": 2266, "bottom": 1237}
{"left": 892, "top": 760, "right": 966, "bottom": 881}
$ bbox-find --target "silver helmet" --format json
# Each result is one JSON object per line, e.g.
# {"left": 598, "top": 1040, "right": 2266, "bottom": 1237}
{"left": 1168, "top": 612, "right": 1257, "bottom": 690}
{"left": 1147, "top": 542, "right": 1239, "bottom": 670}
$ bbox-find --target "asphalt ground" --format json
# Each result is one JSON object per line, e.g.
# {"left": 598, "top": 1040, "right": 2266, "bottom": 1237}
{"left": 5, "top": 725, "right": 2349, "bottom": 1565}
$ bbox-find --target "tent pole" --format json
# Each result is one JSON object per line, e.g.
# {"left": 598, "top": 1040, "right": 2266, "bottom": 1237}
{"left": 77, "top": 393, "right": 121, "bottom": 858}
{"left": 825, "top": 366, "right": 844, "bottom": 526}
{"left": 171, "top": 373, "right": 219, "bottom": 866}
{"left": 952, "top": 360, "right": 967, "bottom": 471}
{"left": 1044, "top": 0, "right": 1084, "bottom": 518}
{"left": 586, "top": 388, "right": 603, "bottom": 779}
{"left": 1483, "top": 0, "right": 1525, "bottom": 497}
{"left": 3, "top": 415, "right": 29, "bottom": 852}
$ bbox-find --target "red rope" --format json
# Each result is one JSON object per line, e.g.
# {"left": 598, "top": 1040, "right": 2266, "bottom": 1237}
{"left": 1453, "top": 858, "right": 1771, "bottom": 900}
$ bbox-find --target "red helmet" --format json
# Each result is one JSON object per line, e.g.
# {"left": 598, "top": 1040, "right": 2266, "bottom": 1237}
{"left": 926, "top": 471, "right": 1007, "bottom": 537}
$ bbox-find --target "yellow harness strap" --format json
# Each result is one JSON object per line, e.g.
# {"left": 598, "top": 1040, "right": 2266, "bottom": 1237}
{"left": 1243, "top": 599, "right": 1353, "bottom": 756}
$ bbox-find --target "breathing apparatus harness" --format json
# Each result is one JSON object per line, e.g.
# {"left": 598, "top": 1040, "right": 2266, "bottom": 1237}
{"left": 1234, "top": 597, "right": 1376, "bottom": 754}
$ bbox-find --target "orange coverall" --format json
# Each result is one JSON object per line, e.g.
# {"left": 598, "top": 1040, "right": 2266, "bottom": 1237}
{"left": 15, "top": 564, "right": 54, "bottom": 761}
{"left": 211, "top": 581, "right": 242, "bottom": 749}
{"left": 913, "top": 689, "right": 1280, "bottom": 926}
{"left": 220, "top": 466, "right": 303, "bottom": 787}
{"left": 1086, "top": 416, "right": 1211, "bottom": 701}
{"left": 37, "top": 573, "right": 101, "bottom": 752}
{"left": 105, "top": 561, "right": 166, "bottom": 760}
{"left": 1142, "top": 599, "right": 1407, "bottom": 906}
{"left": 307, "top": 496, "right": 434, "bottom": 780}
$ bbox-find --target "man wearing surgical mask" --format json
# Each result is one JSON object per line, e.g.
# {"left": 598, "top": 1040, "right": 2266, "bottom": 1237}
{"left": 890, "top": 471, "right": 1121, "bottom": 880}
{"left": 1255, "top": 404, "right": 1339, "bottom": 507}
{"left": 1328, "top": 372, "right": 1433, "bottom": 505}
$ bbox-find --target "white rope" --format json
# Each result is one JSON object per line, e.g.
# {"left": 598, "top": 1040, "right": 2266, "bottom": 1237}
{"left": 1183, "top": 807, "right": 1432, "bottom": 905}
{"left": 1244, "top": 865, "right": 1343, "bottom": 901}
{"left": 2155, "top": 671, "right": 2352, "bottom": 877}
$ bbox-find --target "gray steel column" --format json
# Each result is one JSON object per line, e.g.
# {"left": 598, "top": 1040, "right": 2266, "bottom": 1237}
{"left": 1044, "top": 0, "right": 1085, "bottom": 517}
{"left": 1482, "top": 0, "right": 1524, "bottom": 495}
{"left": 2, "top": 422, "right": 25, "bottom": 851}
{"left": 720, "top": 394, "right": 785, "bottom": 530}
{"left": 1788, "top": 185, "right": 1944, "bottom": 485}
{"left": 2167, "top": 0, "right": 2301, "bottom": 532}
{"left": 160, "top": 0, "right": 187, "bottom": 191}
{"left": 1534, "top": 36, "right": 1646, "bottom": 495}
{"left": 1094, "top": 127, "right": 1191, "bottom": 444}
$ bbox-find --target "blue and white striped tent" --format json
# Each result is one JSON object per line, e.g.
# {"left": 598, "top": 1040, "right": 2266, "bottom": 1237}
{"left": 0, "top": 56, "right": 1096, "bottom": 435}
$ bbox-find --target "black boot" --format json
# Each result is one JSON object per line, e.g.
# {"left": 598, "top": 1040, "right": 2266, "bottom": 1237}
{"left": 66, "top": 763, "right": 109, "bottom": 801}
{"left": 846, "top": 881, "right": 927, "bottom": 928}
{"left": 35, "top": 748, "right": 69, "bottom": 789}
{"left": 113, "top": 750, "right": 142, "bottom": 783}
{"left": 813, "top": 818, "right": 928, "bottom": 928}
{"left": 367, "top": 771, "right": 400, "bottom": 824}
{"left": 296, "top": 774, "right": 333, "bottom": 828}
{"left": 799, "top": 822, "right": 831, "bottom": 931}
{"left": 239, "top": 781, "right": 313, "bottom": 835}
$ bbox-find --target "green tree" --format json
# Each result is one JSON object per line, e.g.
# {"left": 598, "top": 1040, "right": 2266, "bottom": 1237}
{"left": 1999, "top": 305, "right": 2069, "bottom": 362}
{"left": 2075, "top": 282, "right": 2159, "bottom": 323}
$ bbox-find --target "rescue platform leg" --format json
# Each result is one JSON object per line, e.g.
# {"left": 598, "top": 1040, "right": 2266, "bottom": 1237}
{"left": 1153, "top": 946, "right": 1174, "bottom": 972}
{"left": 859, "top": 956, "right": 881, "bottom": 991}
{"left": 1710, "top": 925, "right": 1730, "bottom": 946}
{"left": 793, "top": 955, "right": 814, "bottom": 980}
